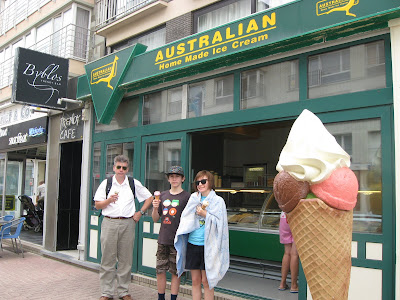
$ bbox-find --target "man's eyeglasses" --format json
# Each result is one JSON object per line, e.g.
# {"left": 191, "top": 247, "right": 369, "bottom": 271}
{"left": 195, "top": 179, "right": 207, "bottom": 186}
{"left": 116, "top": 166, "right": 128, "bottom": 170}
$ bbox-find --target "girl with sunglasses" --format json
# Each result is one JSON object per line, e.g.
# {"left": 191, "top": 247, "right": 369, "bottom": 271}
{"left": 174, "top": 170, "right": 229, "bottom": 300}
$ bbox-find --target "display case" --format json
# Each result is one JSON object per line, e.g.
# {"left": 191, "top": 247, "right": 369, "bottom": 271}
{"left": 216, "top": 188, "right": 280, "bottom": 232}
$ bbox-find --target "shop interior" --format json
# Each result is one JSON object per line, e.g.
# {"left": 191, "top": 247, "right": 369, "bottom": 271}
{"left": 1, "top": 146, "right": 46, "bottom": 245}
{"left": 190, "top": 121, "right": 295, "bottom": 294}
{"left": 191, "top": 121, "right": 293, "bottom": 232}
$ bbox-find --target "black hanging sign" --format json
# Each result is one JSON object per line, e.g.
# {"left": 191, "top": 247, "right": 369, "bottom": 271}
{"left": 60, "top": 109, "right": 83, "bottom": 141}
{"left": 11, "top": 47, "right": 69, "bottom": 110}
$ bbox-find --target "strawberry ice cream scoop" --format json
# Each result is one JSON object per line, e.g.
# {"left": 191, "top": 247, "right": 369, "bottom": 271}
{"left": 310, "top": 167, "right": 358, "bottom": 210}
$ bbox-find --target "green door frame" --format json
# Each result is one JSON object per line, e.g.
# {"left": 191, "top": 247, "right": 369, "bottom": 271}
{"left": 135, "top": 131, "right": 189, "bottom": 275}
{"left": 86, "top": 134, "right": 139, "bottom": 264}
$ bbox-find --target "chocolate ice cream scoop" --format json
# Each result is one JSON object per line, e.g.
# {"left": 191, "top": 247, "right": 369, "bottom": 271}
{"left": 273, "top": 171, "right": 310, "bottom": 213}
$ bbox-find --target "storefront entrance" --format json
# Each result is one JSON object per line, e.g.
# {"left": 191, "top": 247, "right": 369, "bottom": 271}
{"left": 56, "top": 141, "right": 82, "bottom": 250}
{"left": 191, "top": 121, "right": 293, "bottom": 279}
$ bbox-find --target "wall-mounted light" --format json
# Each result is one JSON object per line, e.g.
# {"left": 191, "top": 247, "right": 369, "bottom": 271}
{"left": 57, "top": 98, "right": 84, "bottom": 105}
{"left": 30, "top": 108, "right": 49, "bottom": 115}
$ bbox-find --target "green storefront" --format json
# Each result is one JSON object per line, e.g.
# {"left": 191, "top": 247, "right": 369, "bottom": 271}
{"left": 78, "top": 1, "right": 399, "bottom": 299}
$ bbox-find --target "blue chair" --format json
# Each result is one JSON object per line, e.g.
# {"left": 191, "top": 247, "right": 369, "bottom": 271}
{"left": 0, "top": 217, "right": 26, "bottom": 258}
{"left": 0, "top": 215, "right": 15, "bottom": 236}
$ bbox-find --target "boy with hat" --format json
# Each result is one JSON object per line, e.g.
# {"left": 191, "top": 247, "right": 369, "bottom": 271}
{"left": 152, "top": 166, "right": 190, "bottom": 300}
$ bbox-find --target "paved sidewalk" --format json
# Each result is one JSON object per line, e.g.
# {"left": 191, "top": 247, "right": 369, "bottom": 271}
{"left": 0, "top": 247, "right": 190, "bottom": 300}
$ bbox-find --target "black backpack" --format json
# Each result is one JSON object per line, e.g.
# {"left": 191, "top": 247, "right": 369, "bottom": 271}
{"left": 106, "top": 176, "right": 136, "bottom": 198}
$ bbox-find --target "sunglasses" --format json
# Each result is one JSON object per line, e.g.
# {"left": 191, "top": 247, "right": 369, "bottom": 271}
{"left": 195, "top": 179, "right": 207, "bottom": 186}
{"left": 116, "top": 165, "right": 128, "bottom": 170}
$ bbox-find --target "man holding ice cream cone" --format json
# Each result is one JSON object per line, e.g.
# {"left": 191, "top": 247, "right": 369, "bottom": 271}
{"left": 93, "top": 155, "right": 153, "bottom": 300}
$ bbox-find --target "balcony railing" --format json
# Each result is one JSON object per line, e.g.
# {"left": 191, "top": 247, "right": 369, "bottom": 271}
{"left": 0, "top": 24, "right": 91, "bottom": 89}
{"left": 95, "top": 0, "right": 162, "bottom": 30}
{"left": 0, "top": 0, "right": 51, "bottom": 36}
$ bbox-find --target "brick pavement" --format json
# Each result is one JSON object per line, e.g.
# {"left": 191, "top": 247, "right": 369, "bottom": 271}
{"left": 0, "top": 246, "right": 191, "bottom": 300}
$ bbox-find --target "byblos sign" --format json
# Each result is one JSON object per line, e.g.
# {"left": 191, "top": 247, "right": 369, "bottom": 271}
{"left": 11, "top": 47, "right": 69, "bottom": 110}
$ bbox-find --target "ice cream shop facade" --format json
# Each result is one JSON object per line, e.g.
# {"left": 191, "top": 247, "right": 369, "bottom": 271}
{"left": 77, "top": 1, "right": 400, "bottom": 299}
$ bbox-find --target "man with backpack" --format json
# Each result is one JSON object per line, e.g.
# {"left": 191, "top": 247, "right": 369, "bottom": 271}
{"left": 94, "top": 155, "right": 153, "bottom": 300}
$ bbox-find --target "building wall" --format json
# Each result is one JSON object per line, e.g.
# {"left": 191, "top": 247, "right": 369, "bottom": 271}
{"left": 100, "top": 0, "right": 219, "bottom": 46}
{"left": 165, "top": 12, "right": 192, "bottom": 44}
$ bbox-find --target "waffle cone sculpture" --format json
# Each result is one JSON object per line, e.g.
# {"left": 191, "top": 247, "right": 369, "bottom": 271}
{"left": 287, "top": 198, "right": 352, "bottom": 300}
{"left": 274, "top": 110, "right": 358, "bottom": 300}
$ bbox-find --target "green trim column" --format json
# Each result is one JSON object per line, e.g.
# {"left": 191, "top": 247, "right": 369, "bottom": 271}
{"left": 389, "top": 17, "right": 400, "bottom": 300}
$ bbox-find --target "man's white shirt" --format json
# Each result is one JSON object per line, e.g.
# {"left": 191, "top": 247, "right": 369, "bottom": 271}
{"left": 94, "top": 175, "right": 152, "bottom": 218}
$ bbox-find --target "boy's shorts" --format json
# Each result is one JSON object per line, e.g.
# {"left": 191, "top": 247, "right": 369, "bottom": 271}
{"left": 156, "top": 244, "right": 178, "bottom": 275}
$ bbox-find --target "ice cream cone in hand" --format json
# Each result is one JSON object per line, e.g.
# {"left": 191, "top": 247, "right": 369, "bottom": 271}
{"left": 201, "top": 200, "right": 209, "bottom": 210}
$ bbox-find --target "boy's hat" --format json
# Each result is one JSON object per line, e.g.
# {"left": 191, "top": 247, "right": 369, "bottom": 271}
{"left": 166, "top": 166, "right": 184, "bottom": 176}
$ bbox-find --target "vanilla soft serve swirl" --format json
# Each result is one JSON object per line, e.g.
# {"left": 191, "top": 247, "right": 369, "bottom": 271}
{"left": 276, "top": 109, "right": 350, "bottom": 184}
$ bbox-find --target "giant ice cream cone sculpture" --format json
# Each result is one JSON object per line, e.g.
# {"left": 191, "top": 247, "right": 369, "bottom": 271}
{"left": 274, "top": 110, "right": 358, "bottom": 300}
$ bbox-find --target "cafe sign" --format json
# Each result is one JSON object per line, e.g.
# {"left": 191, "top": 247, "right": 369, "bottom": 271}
{"left": 0, "top": 117, "right": 47, "bottom": 151}
{"left": 12, "top": 47, "right": 69, "bottom": 110}
{"left": 60, "top": 109, "right": 83, "bottom": 141}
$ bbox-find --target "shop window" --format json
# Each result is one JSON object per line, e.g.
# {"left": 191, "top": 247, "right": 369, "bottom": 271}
{"left": 241, "top": 60, "right": 299, "bottom": 109}
{"left": 308, "top": 40, "right": 386, "bottom": 99}
{"left": 145, "top": 140, "right": 182, "bottom": 195}
{"left": 112, "top": 26, "right": 166, "bottom": 52}
{"left": 167, "top": 87, "right": 183, "bottom": 120}
{"left": 188, "top": 75, "right": 234, "bottom": 118}
{"left": 326, "top": 119, "right": 382, "bottom": 234}
{"left": 308, "top": 49, "right": 350, "bottom": 87}
{"left": 95, "top": 97, "right": 139, "bottom": 133}
{"left": 6, "top": 161, "right": 21, "bottom": 196}
{"left": 194, "top": 0, "right": 295, "bottom": 33}
{"left": 143, "top": 87, "right": 183, "bottom": 125}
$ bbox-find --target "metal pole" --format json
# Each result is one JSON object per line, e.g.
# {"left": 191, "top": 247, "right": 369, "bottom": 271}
{"left": 1, "top": 152, "right": 8, "bottom": 217}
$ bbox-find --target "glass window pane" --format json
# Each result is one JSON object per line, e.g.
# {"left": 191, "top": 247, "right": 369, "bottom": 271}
{"left": 95, "top": 97, "right": 139, "bottom": 133}
{"left": 308, "top": 40, "right": 386, "bottom": 99}
{"left": 143, "top": 88, "right": 183, "bottom": 125}
{"left": 6, "top": 161, "right": 20, "bottom": 195}
{"left": 188, "top": 75, "right": 234, "bottom": 118}
{"left": 143, "top": 92, "right": 162, "bottom": 125}
{"left": 112, "top": 27, "right": 166, "bottom": 52}
{"left": 106, "top": 142, "right": 134, "bottom": 178}
{"left": 326, "top": 119, "right": 382, "bottom": 234}
{"left": 145, "top": 140, "right": 182, "bottom": 193}
{"left": 24, "top": 161, "right": 34, "bottom": 197}
{"left": 197, "top": 0, "right": 251, "bottom": 33}
{"left": 241, "top": 60, "right": 299, "bottom": 109}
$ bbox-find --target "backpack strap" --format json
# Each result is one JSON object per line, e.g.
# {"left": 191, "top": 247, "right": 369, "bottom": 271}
{"left": 105, "top": 176, "right": 113, "bottom": 197}
{"left": 128, "top": 176, "right": 136, "bottom": 199}
{"left": 128, "top": 176, "right": 140, "bottom": 213}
